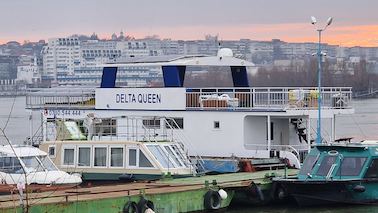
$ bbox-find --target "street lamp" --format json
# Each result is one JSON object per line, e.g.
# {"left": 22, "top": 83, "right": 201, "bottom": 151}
{"left": 311, "top": 16, "right": 333, "bottom": 144}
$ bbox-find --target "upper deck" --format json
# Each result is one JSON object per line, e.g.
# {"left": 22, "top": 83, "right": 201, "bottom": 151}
{"left": 26, "top": 50, "right": 353, "bottom": 113}
{"left": 25, "top": 86, "right": 352, "bottom": 112}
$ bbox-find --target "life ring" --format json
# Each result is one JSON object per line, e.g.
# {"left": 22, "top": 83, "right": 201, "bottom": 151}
{"left": 204, "top": 190, "right": 222, "bottom": 210}
{"left": 137, "top": 197, "right": 155, "bottom": 213}
{"left": 123, "top": 201, "right": 140, "bottom": 213}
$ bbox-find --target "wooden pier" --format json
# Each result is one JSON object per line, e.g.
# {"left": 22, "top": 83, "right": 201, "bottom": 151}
{"left": 0, "top": 170, "right": 297, "bottom": 213}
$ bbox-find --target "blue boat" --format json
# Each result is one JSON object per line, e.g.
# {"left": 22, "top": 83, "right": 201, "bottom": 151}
{"left": 274, "top": 140, "right": 378, "bottom": 206}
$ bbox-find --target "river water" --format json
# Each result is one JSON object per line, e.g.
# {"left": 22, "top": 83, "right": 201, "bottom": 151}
{"left": 1, "top": 97, "right": 378, "bottom": 212}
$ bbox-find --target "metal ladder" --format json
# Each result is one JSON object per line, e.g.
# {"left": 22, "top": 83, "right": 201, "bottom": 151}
{"left": 164, "top": 118, "right": 207, "bottom": 175}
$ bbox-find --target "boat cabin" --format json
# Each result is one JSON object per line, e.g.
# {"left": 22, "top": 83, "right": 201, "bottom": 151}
{"left": 274, "top": 141, "right": 378, "bottom": 206}
{"left": 35, "top": 115, "right": 195, "bottom": 180}
{"left": 298, "top": 141, "right": 378, "bottom": 180}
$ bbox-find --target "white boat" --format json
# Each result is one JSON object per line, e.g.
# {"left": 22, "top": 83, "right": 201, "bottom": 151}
{"left": 25, "top": 48, "right": 354, "bottom": 174}
{"left": 0, "top": 145, "right": 82, "bottom": 192}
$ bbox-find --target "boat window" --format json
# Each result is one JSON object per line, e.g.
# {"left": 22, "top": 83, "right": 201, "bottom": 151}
{"left": 139, "top": 150, "right": 154, "bottom": 167}
{"left": 316, "top": 156, "right": 337, "bottom": 176}
{"left": 63, "top": 148, "right": 75, "bottom": 165}
{"left": 38, "top": 156, "right": 58, "bottom": 171}
{"left": 110, "top": 147, "right": 124, "bottom": 167}
{"left": 0, "top": 157, "right": 23, "bottom": 174}
{"left": 214, "top": 121, "right": 220, "bottom": 129}
{"left": 78, "top": 147, "right": 91, "bottom": 167}
{"left": 48, "top": 146, "right": 56, "bottom": 158}
{"left": 165, "top": 118, "right": 184, "bottom": 129}
{"left": 147, "top": 145, "right": 171, "bottom": 168}
{"left": 128, "top": 149, "right": 137, "bottom": 166}
{"left": 336, "top": 157, "right": 366, "bottom": 176}
{"left": 364, "top": 159, "right": 378, "bottom": 178}
{"left": 299, "top": 155, "right": 318, "bottom": 175}
{"left": 21, "top": 157, "right": 45, "bottom": 172}
{"left": 143, "top": 118, "right": 160, "bottom": 129}
{"left": 94, "top": 147, "right": 107, "bottom": 167}
{"left": 164, "top": 146, "right": 183, "bottom": 167}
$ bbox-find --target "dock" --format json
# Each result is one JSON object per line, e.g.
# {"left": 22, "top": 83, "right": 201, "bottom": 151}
{"left": 0, "top": 170, "right": 297, "bottom": 213}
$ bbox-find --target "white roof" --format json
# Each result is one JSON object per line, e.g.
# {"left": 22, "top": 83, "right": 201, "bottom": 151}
{"left": 0, "top": 145, "right": 47, "bottom": 157}
{"left": 104, "top": 54, "right": 255, "bottom": 67}
{"left": 360, "top": 140, "right": 378, "bottom": 145}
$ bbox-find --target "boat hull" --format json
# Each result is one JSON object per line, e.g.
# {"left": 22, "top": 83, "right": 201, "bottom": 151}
{"left": 276, "top": 179, "right": 378, "bottom": 206}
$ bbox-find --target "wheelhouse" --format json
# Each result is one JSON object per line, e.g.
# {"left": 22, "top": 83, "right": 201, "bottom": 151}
{"left": 0, "top": 146, "right": 58, "bottom": 175}
{"left": 0, "top": 145, "right": 82, "bottom": 185}
{"left": 297, "top": 143, "right": 378, "bottom": 180}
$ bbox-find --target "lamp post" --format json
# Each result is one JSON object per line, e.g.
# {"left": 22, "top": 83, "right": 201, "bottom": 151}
{"left": 311, "top": 16, "right": 333, "bottom": 144}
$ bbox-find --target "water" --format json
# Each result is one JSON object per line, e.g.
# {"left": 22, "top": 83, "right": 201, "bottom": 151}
{"left": 0, "top": 96, "right": 40, "bottom": 145}
{"left": 228, "top": 203, "right": 378, "bottom": 213}
{"left": 1, "top": 97, "right": 378, "bottom": 212}
{"left": 336, "top": 98, "right": 378, "bottom": 140}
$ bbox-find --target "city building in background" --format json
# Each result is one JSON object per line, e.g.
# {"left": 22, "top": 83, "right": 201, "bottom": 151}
{"left": 1, "top": 32, "right": 378, "bottom": 93}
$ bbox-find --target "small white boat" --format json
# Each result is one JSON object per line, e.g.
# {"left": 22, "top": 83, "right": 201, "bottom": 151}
{"left": 0, "top": 145, "right": 82, "bottom": 193}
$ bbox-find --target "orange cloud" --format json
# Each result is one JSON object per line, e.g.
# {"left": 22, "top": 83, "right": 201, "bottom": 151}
{"left": 1, "top": 24, "right": 378, "bottom": 47}
{"left": 125, "top": 23, "right": 378, "bottom": 47}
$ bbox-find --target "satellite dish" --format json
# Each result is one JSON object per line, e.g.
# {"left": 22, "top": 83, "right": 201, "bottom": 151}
{"left": 311, "top": 16, "right": 317, "bottom": 25}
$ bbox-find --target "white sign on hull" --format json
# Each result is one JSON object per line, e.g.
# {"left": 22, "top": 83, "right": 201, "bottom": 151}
{"left": 95, "top": 88, "right": 186, "bottom": 110}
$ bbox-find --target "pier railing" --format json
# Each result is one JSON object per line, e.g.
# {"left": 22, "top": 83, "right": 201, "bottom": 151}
{"left": 26, "top": 87, "right": 352, "bottom": 111}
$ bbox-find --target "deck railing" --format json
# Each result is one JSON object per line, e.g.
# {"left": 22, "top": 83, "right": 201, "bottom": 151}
{"left": 26, "top": 88, "right": 95, "bottom": 109}
{"left": 186, "top": 87, "right": 352, "bottom": 111}
{"left": 26, "top": 87, "right": 352, "bottom": 111}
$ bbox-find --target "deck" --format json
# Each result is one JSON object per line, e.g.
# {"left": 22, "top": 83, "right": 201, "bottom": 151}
{"left": 25, "top": 87, "right": 352, "bottom": 111}
{"left": 0, "top": 170, "right": 297, "bottom": 212}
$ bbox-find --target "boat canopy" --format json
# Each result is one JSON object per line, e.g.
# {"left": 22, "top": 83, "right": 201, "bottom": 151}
{"left": 100, "top": 48, "right": 255, "bottom": 88}
{"left": 0, "top": 145, "right": 47, "bottom": 157}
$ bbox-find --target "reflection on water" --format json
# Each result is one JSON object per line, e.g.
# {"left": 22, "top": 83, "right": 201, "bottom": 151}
{"left": 228, "top": 203, "right": 378, "bottom": 213}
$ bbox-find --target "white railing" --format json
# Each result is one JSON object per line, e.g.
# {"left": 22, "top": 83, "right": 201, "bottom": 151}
{"left": 26, "top": 88, "right": 95, "bottom": 109}
{"left": 44, "top": 116, "right": 176, "bottom": 143}
{"left": 186, "top": 87, "right": 352, "bottom": 111}
{"left": 26, "top": 87, "right": 352, "bottom": 111}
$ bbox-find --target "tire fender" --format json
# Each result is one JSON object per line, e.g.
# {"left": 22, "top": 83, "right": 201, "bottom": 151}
{"left": 138, "top": 197, "right": 155, "bottom": 213}
{"left": 123, "top": 201, "right": 140, "bottom": 213}
{"left": 204, "top": 190, "right": 222, "bottom": 210}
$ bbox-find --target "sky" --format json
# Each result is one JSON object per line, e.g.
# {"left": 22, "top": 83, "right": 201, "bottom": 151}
{"left": 1, "top": 0, "right": 378, "bottom": 47}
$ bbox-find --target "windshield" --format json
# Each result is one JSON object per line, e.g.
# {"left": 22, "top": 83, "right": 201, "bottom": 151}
{"left": 336, "top": 157, "right": 366, "bottom": 176}
{"left": 147, "top": 145, "right": 174, "bottom": 168}
{"left": 38, "top": 156, "right": 58, "bottom": 171}
{"left": 299, "top": 155, "right": 318, "bottom": 175}
{"left": 164, "top": 146, "right": 183, "bottom": 167}
{"left": 21, "top": 156, "right": 45, "bottom": 172}
{"left": 0, "top": 157, "right": 23, "bottom": 174}
{"left": 316, "top": 156, "right": 337, "bottom": 176}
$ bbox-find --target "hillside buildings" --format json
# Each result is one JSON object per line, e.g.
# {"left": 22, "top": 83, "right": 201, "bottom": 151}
{"left": 1, "top": 33, "right": 378, "bottom": 89}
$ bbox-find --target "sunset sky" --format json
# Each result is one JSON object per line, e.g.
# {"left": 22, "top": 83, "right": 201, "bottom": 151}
{"left": 1, "top": 0, "right": 377, "bottom": 47}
